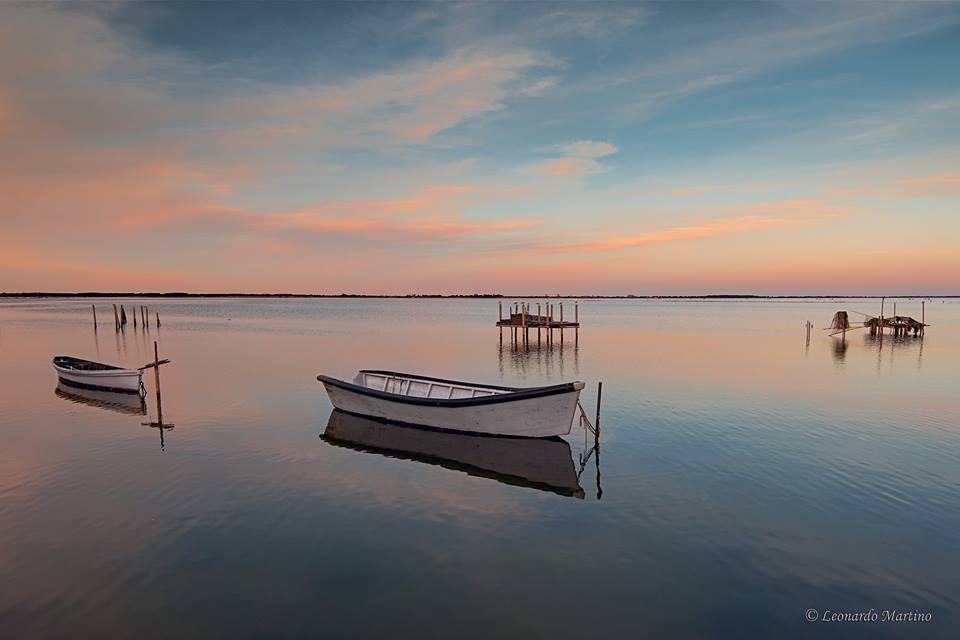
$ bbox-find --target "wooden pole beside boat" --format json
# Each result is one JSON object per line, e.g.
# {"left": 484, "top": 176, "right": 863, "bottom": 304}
{"left": 92, "top": 304, "right": 97, "bottom": 328}
{"left": 112, "top": 304, "right": 119, "bottom": 330}
{"left": 153, "top": 341, "right": 163, "bottom": 428}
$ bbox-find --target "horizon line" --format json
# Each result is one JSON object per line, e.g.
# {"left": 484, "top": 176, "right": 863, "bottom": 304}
{"left": 1, "top": 292, "right": 956, "bottom": 300}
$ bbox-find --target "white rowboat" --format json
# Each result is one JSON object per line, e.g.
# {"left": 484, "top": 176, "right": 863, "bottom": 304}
{"left": 52, "top": 356, "right": 143, "bottom": 394}
{"left": 317, "top": 370, "right": 585, "bottom": 438}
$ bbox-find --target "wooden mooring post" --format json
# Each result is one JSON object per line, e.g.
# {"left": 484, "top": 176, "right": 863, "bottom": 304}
{"left": 156, "top": 312, "right": 161, "bottom": 328}
{"left": 140, "top": 341, "right": 174, "bottom": 450}
{"left": 92, "top": 304, "right": 97, "bottom": 329}
{"left": 112, "top": 304, "right": 119, "bottom": 330}
{"left": 153, "top": 341, "right": 162, "bottom": 419}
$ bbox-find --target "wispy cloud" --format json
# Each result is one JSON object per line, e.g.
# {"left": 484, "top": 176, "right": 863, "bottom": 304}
{"left": 515, "top": 199, "right": 850, "bottom": 256}
{"left": 534, "top": 140, "right": 619, "bottom": 177}
{"left": 894, "top": 172, "right": 960, "bottom": 186}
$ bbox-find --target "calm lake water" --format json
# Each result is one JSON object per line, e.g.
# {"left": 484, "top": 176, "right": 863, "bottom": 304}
{"left": 1, "top": 297, "right": 957, "bottom": 638}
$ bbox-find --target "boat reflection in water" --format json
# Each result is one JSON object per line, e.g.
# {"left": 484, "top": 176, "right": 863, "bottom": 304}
{"left": 321, "top": 410, "right": 585, "bottom": 499}
{"left": 55, "top": 380, "right": 147, "bottom": 416}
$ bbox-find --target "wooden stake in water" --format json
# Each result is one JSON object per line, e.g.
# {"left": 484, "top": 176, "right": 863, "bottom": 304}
{"left": 113, "top": 304, "right": 119, "bottom": 330}
{"left": 153, "top": 341, "right": 162, "bottom": 418}
{"left": 92, "top": 304, "right": 97, "bottom": 329}
{"left": 156, "top": 312, "right": 161, "bottom": 328}
{"left": 140, "top": 341, "right": 174, "bottom": 450}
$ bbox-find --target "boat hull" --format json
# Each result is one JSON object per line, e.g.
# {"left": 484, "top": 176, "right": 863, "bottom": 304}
{"left": 53, "top": 366, "right": 142, "bottom": 394}
{"left": 320, "top": 379, "right": 581, "bottom": 438}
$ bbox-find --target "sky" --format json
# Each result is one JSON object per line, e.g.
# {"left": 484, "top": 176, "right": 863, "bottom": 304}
{"left": 1, "top": 1, "right": 958, "bottom": 295}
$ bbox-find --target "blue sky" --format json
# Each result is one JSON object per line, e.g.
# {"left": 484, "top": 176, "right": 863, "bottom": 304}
{"left": 1, "top": 1, "right": 959, "bottom": 293}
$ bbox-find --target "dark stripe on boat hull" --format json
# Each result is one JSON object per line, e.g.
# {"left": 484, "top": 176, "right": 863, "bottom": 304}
{"left": 57, "top": 376, "right": 141, "bottom": 395}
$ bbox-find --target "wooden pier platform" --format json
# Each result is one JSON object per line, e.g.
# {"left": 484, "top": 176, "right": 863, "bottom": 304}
{"left": 865, "top": 315, "right": 926, "bottom": 337}
{"left": 497, "top": 301, "right": 580, "bottom": 348}
{"left": 496, "top": 313, "right": 579, "bottom": 329}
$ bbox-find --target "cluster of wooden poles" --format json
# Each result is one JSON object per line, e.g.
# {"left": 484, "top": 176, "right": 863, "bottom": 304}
{"left": 92, "top": 303, "right": 161, "bottom": 331}
{"left": 497, "top": 300, "right": 580, "bottom": 348}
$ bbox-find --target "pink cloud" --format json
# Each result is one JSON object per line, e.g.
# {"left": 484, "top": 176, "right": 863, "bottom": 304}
{"left": 514, "top": 199, "right": 849, "bottom": 255}
{"left": 894, "top": 172, "right": 960, "bottom": 186}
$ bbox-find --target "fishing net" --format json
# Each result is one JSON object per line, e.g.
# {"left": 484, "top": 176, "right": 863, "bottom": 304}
{"left": 829, "top": 311, "right": 850, "bottom": 331}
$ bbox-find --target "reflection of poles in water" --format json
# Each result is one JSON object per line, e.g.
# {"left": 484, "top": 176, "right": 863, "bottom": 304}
{"left": 153, "top": 341, "right": 162, "bottom": 422}
{"left": 575, "top": 381, "right": 603, "bottom": 499}
{"left": 918, "top": 329, "right": 924, "bottom": 370}
{"left": 831, "top": 336, "right": 848, "bottom": 362}
{"left": 595, "top": 441, "right": 602, "bottom": 500}
{"left": 141, "top": 341, "right": 174, "bottom": 451}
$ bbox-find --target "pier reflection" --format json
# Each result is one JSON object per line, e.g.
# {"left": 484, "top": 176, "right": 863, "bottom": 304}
{"left": 497, "top": 336, "right": 579, "bottom": 379}
{"left": 321, "top": 410, "right": 586, "bottom": 499}
{"left": 864, "top": 332, "right": 925, "bottom": 372}
{"left": 55, "top": 381, "right": 147, "bottom": 416}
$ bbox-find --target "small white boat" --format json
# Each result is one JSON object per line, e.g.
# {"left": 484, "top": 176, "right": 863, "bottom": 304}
{"left": 322, "top": 410, "right": 584, "bottom": 498}
{"left": 317, "top": 370, "right": 585, "bottom": 438}
{"left": 52, "top": 356, "right": 143, "bottom": 394}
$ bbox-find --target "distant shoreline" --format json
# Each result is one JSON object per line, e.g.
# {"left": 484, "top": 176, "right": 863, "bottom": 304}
{"left": 1, "top": 292, "right": 955, "bottom": 300}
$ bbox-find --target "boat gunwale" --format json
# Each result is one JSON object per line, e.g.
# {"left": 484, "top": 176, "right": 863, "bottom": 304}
{"left": 317, "top": 370, "right": 582, "bottom": 407}
{"left": 52, "top": 356, "right": 133, "bottom": 374}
